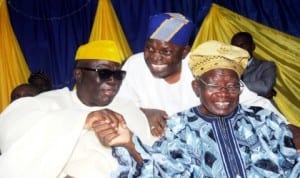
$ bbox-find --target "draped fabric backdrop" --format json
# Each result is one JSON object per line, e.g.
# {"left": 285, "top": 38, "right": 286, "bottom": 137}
{"left": 0, "top": 0, "right": 30, "bottom": 110}
{"left": 89, "top": 0, "right": 132, "bottom": 62}
{"left": 0, "top": 0, "right": 299, "bottom": 125}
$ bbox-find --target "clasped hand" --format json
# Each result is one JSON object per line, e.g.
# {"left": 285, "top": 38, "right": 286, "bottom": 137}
{"left": 84, "top": 109, "right": 132, "bottom": 147}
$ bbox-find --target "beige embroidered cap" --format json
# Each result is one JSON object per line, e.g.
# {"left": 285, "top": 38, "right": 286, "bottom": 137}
{"left": 188, "top": 40, "right": 249, "bottom": 78}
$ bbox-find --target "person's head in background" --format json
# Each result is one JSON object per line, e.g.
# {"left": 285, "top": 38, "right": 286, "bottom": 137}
{"left": 189, "top": 40, "right": 249, "bottom": 116}
{"left": 10, "top": 83, "right": 40, "bottom": 102}
{"left": 28, "top": 70, "right": 52, "bottom": 93}
{"left": 74, "top": 40, "right": 126, "bottom": 106}
{"left": 230, "top": 32, "right": 255, "bottom": 58}
{"left": 144, "top": 13, "right": 194, "bottom": 83}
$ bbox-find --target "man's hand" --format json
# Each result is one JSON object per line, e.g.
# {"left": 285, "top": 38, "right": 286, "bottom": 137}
{"left": 85, "top": 108, "right": 143, "bottom": 164}
{"left": 84, "top": 109, "right": 132, "bottom": 147}
{"left": 84, "top": 109, "right": 125, "bottom": 130}
{"left": 93, "top": 118, "right": 132, "bottom": 147}
{"left": 93, "top": 119, "right": 143, "bottom": 164}
{"left": 141, "top": 108, "right": 168, "bottom": 137}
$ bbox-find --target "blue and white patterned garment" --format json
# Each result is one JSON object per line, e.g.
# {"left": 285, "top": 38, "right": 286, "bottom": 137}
{"left": 112, "top": 105, "right": 300, "bottom": 178}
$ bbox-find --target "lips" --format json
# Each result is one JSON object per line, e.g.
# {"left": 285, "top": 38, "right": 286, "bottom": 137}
{"left": 214, "top": 101, "right": 230, "bottom": 108}
{"left": 151, "top": 63, "right": 168, "bottom": 71}
{"left": 102, "top": 87, "right": 117, "bottom": 97}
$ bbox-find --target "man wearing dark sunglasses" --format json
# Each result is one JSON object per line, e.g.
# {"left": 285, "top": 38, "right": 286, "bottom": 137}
{"left": 0, "top": 40, "right": 156, "bottom": 178}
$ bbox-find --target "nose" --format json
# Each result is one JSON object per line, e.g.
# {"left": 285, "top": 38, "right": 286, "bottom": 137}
{"left": 105, "top": 76, "right": 123, "bottom": 87}
{"left": 150, "top": 50, "right": 163, "bottom": 63}
{"left": 217, "top": 87, "right": 231, "bottom": 96}
{"left": 220, "top": 86, "right": 228, "bottom": 91}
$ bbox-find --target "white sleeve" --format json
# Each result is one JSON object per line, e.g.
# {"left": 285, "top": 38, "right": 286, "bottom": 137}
{"left": 0, "top": 96, "right": 88, "bottom": 178}
{"left": 117, "top": 54, "right": 143, "bottom": 108}
{"left": 239, "top": 81, "right": 288, "bottom": 123}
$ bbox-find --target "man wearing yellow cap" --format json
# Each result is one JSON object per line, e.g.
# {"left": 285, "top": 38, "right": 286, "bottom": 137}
{"left": 97, "top": 41, "right": 300, "bottom": 177}
{"left": 0, "top": 40, "right": 156, "bottom": 178}
{"left": 116, "top": 13, "right": 287, "bottom": 138}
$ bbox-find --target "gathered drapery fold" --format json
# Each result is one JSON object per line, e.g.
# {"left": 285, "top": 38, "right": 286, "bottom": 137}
{"left": 89, "top": 0, "right": 132, "bottom": 62}
{"left": 0, "top": 0, "right": 30, "bottom": 111}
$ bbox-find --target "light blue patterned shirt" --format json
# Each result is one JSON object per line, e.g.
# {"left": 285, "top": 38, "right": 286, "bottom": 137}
{"left": 112, "top": 105, "right": 300, "bottom": 178}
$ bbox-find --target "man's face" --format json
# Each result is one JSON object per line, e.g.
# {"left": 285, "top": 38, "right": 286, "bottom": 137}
{"left": 192, "top": 69, "right": 241, "bottom": 116}
{"left": 11, "top": 84, "right": 39, "bottom": 102}
{"left": 231, "top": 36, "right": 255, "bottom": 56}
{"left": 144, "top": 39, "right": 189, "bottom": 81}
{"left": 75, "top": 60, "right": 124, "bottom": 107}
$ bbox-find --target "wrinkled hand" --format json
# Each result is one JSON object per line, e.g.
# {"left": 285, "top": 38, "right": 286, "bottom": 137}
{"left": 95, "top": 120, "right": 142, "bottom": 164}
{"left": 84, "top": 109, "right": 125, "bottom": 130}
{"left": 84, "top": 109, "right": 132, "bottom": 147}
{"left": 141, "top": 108, "right": 168, "bottom": 137}
{"left": 93, "top": 116, "right": 132, "bottom": 147}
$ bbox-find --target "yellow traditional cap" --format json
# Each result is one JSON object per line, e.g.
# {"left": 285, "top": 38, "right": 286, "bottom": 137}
{"left": 75, "top": 40, "right": 122, "bottom": 64}
{"left": 189, "top": 40, "right": 249, "bottom": 78}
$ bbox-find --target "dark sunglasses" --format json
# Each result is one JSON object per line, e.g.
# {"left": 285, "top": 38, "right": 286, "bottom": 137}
{"left": 77, "top": 67, "right": 126, "bottom": 80}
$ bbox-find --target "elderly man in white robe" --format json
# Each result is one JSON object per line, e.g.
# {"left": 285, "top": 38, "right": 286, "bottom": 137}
{"left": 0, "top": 40, "right": 156, "bottom": 178}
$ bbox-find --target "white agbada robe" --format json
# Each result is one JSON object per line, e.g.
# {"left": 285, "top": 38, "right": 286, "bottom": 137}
{"left": 117, "top": 52, "right": 287, "bottom": 121}
{"left": 0, "top": 88, "right": 156, "bottom": 178}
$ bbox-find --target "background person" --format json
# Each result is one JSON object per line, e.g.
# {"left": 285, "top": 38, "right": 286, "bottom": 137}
{"left": 230, "top": 31, "right": 277, "bottom": 100}
{"left": 10, "top": 83, "right": 40, "bottom": 102}
{"left": 28, "top": 70, "right": 53, "bottom": 93}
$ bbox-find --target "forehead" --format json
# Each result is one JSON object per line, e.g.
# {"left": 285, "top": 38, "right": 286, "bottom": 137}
{"left": 201, "top": 69, "right": 239, "bottom": 81}
{"left": 146, "top": 39, "right": 183, "bottom": 49}
{"left": 14, "top": 85, "right": 38, "bottom": 94}
{"left": 232, "top": 35, "right": 251, "bottom": 44}
{"left": 76, "top": 59, "right": 121, "bottom": 68}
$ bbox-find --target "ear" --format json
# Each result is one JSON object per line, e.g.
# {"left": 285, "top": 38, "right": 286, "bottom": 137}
{"left": 182, "top": 45, "right": 191, "bottom": 59}
{"left": 74, "top": 68, "right": 82, "bottom": 82}
{"left": 191, "top": 79, "right": 201, "bottom": 97}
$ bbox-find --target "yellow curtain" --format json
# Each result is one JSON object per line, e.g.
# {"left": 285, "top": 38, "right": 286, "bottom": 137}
{"left": 0, "top": 0, "right": 30, "bottom": 112}
{"left": 192, "top": 3, "right": 300, "bottom": 125}
{"left": 89, "top": 0, "right": 132, "bottom": 62}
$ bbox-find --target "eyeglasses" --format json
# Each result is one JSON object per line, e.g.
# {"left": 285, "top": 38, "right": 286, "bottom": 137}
{"left": 77, "top": 67, "right": 126, "bottom": 81}
{"left": 198, "top": 78, "right": 243, "bottom": 94}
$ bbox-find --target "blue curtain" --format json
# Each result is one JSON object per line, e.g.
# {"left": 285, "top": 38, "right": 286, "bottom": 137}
{"left": 7, "top": 0, "right": 300, "bottom": 89}
{"left": 8, "top": 0, "right": 98, "bottom": 89}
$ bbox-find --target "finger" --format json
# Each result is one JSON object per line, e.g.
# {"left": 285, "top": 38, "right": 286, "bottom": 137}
{"left": 93, "top": 124, "right": 119, "bottom": 145}
{"left": 149, "top": 123, "right": 163, "bottom": 137}
{"left": 94, "top": 127, "right": 118, "bottom": 137}
{"left": 108, "top": 127, "right": 132, "bottom": 146}
{"left": 150, "top": 127, "right": 163, "bottom": 137}
{"left": 157, "top": 118, "right": 167, "bottom": 129}
{"left": 99, "top": 132, "right": 120, "bottom": 146}
{"left": 92, "top": 119, "right": 114, "bottom": 129}
{"left": 150, "top": 128, "right": 158, "bottom": 137}
{"left": 104, "top": 109, "right": 126, "bottom": 128}
{"left": 155, "top": 125, "right": 165, "bottom": 137}
{"left": 162, "top": 113, "right": 169, "bottom": 120}
{"left": 115, "top": 113, "right": 127, "bottom": 128}
{"left": 92, "top": 121, "right": 116, "bottom": 132}
{"left": 84, "top": 113, "right": 101, "bottom": 129}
